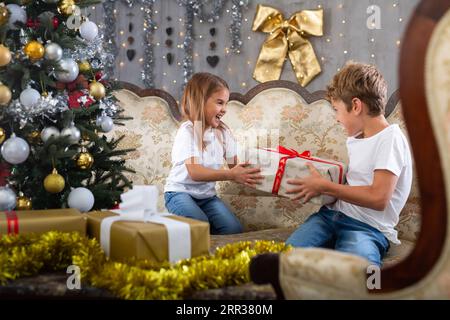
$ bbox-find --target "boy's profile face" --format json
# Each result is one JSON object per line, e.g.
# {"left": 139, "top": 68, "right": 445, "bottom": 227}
{"left": 331, "top": 98, "right": 363, "bottom": 137}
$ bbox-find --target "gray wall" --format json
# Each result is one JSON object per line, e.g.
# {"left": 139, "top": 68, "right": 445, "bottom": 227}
{"left": 88, "top": 0, "right": 420, "bottom": 101}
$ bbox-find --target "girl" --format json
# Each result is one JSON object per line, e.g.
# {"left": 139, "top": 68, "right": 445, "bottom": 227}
{"left": 164, "top": 72, "right": 263, "bottom": 234}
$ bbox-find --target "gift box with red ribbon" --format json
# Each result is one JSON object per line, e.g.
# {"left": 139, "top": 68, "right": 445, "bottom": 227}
{"left": 0, "top": 209, "right": 86, "bottom": 236}
{"left": 246, "top": 146, "right": 347, "bottom": 205}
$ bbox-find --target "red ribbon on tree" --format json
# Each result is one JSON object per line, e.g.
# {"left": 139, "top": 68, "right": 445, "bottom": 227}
{"left": 263, "top": 146, "right": 344, "bottom": 195}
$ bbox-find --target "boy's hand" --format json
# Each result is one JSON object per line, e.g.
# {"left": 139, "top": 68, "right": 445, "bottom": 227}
{"left": 286, "top": 163, "right": 327, "bottom": 203}
{"left": 230, "top": 161, "right": 264, "bottom": 188}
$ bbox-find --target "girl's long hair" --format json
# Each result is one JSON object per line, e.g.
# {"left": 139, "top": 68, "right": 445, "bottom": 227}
{"left": 181, "top": 72, "right": 230, "bottom": 152}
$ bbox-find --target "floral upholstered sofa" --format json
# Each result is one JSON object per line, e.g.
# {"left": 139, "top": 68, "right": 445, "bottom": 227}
{"left": 111, "top": 80, "right": 420, "bottom": 271}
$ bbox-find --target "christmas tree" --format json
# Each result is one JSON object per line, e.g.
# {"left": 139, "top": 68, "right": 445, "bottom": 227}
{"left": 0, "top": 0, "right": 134, "bottom": 212}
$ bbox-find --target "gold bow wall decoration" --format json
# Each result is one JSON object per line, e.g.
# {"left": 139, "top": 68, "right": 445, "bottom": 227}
{"left": 252, "top": 4, "right": 324, "bottom": 87}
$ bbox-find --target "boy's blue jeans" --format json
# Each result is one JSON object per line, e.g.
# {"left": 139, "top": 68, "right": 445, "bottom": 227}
{"left": 286, "top": 206, "right": 390, "bottom": 266}
{"left": 164, "top": 192, "right": 243, "bottom": 235}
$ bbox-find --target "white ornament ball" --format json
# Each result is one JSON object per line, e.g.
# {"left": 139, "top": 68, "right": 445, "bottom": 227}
{"left": 6, "top": 4, "right": 27, "bottom": 30}
{"left": 100, "top": 116, "right": 114, "bottom": 133}
{"left": 1, "top": 135, "right": 30, "bottom": 164}
{"left": 79, "top": 21, "right": 98, "bottom": 41}
{"left": 55, "top": 58, "right": 79, "bottom": 83}
{"left": 0, "top": 186, "right": 17, "bottom": 211}
{"left": 41, "top": 126, "right": 60, "bottom": 142}
{"left": 68, "top": 187, "right": 95, "bottom": 212}
{"left": 61, "top": 126, "right": 81, "bottom": 144}
{"left": 19, "top": 88, "right": 41, "bottom": 107}
{"left": 44, "top": 42, "right": 63, "bottom": 61}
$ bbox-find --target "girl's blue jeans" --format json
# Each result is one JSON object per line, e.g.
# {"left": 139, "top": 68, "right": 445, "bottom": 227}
{"left": 164, "top": 191, "right": 243, "bottom": 235}
{"left": 286, "top": 206, "right": 390, "bottom": 267}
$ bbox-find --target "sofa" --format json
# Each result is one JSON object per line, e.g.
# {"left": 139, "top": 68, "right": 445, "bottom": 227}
{"left": 111, "top": 80, "right": 420, "bottom": 273}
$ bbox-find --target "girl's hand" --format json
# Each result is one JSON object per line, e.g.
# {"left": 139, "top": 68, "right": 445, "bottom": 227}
{"left": 230, "top": 162, "right": 264, "bottom": 188}
{"left": 286, "top": 163, "right": 327, "bottom": 203}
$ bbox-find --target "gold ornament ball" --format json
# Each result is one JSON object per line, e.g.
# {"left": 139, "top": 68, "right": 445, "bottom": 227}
{"left": 76, "top": 151, "right": 94, "bottom": 170}
{"left": 0, "top": 6, "right": 9, "bottom": 27}
{"left": 16, "top": 195, "right": 32, "bottom": 211}
{"left": 0, "top": 84, "right": 12, "bottom": 106}
{"left": 58, "top": 0, "right": 76, "bottom": 15}
{"left": 89, "top": 81, "right": 106, "bottom": 100}
{"left": 78, "top": 60, "right": 91, "bottom": 72}
{"left": 0, "top": 45, "right": 12, "bottom": 67}
{"left": 27, "top": 130, "right": 41, "bottom": 144}
{"left": 0, "top": 127, "right": 5, "bottom": 144}
{"left": 44, "top": 169, "right": 65, "bottom": 193}
{"left": 24, "top": 41, "right": 45, "bottom": 60}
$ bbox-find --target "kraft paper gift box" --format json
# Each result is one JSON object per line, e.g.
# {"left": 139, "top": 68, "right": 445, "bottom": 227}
{"left": 0, "top": 209, "right": 86, "bottom": 236}
{"left": 246, "top": 147, "right": 347, "bottom": 205}
{"left": 86, "top": 185, "right": 210, "bottom": 263}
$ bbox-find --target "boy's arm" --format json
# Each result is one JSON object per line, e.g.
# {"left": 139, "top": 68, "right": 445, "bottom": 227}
{"left": 286, "top": 164, "right": 398, "bottom": 211}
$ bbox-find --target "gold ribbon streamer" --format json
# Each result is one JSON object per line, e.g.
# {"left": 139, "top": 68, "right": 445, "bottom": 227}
{"left": 252, "top": 4, "right": 323, "bottom": 87}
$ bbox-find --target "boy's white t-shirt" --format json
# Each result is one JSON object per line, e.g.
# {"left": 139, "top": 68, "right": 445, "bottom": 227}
{"left": 329, "top": 124, "right": 412, "bottom": 244}
{"left": 164, "top": 121, "right": 237, "bottom": 199}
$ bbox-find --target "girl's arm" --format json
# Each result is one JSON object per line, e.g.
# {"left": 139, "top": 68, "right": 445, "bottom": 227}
{"left": 185, "top": 157, "right": 263, "bottom": 187}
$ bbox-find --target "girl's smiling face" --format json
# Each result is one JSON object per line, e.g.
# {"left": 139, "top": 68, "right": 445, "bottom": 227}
{"left": 204, "top": 88, "right": 230, "bottom": 128}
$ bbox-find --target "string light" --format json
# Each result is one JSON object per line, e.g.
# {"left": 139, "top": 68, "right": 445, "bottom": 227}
{"left": 396, "top": 40, "right": 401, "bottom": 46}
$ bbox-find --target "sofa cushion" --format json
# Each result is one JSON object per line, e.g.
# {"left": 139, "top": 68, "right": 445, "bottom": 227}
{"left": 386, "top": 103, "right": 421, "bottom": 242}
{"left": 112, "top": 89, "right": 179, "bottom": 213}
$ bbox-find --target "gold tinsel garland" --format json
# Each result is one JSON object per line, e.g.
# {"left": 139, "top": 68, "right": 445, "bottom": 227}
{"left": 0, "top": 231, "right": 290, "bottom": 300}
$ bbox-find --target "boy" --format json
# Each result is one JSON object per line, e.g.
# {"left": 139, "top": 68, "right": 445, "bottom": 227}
{"left": 285, "top": 62, "right": 413, "bottom": 267}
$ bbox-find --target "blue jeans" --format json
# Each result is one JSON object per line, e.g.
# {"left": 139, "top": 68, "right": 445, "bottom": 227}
{"left": 286, "top": 206, "right": 390, "bottom": 266}
{"left": 164, "top": 192, "right": 243, "bottom": 235}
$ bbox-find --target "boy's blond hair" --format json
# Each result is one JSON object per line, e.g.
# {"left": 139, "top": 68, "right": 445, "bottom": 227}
{"left": 326, "top": 62, "right": 387, "bottom": 116}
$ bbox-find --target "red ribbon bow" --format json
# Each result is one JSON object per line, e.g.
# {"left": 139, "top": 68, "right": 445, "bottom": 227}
{"left": 263, "top": 146, "right": 344, "bottom": 195}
